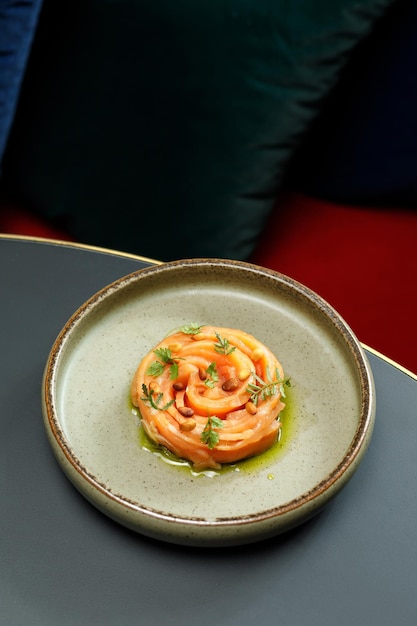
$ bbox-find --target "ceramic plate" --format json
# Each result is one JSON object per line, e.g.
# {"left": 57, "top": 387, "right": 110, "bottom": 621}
{"left": 42, "top": 259, "right": 375, "bottom": 547}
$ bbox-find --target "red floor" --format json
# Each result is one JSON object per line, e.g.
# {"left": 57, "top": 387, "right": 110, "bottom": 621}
{"left": 250, "top": 193, "right": 417, "bottom": 375}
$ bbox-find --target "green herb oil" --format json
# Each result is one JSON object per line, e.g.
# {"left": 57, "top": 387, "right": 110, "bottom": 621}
{"left": 131, "top": 386, "right": 295, "bottom": 478}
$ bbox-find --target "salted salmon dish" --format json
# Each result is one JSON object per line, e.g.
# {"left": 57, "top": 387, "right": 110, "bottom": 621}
{"left": 131, "top": 325, "right": 289, "bottom": 470}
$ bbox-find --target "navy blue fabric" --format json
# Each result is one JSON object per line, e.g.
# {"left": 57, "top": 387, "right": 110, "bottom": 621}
{"left": 0, "top": 0, "right": 43, "bottom": 169}
{"left": 285, "top": 0, "right": 417, "bottom": 206}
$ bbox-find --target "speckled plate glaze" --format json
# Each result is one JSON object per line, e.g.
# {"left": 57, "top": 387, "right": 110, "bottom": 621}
{"left": 42, "top": 259, "right": 375, "bottom": 547}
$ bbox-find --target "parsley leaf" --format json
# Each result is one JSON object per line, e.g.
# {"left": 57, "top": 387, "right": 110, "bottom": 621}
{"left": 169, "top": 361, "right": 179, "bottom": 380}
{"left": 204, "top": 361, "right": 219, "bottom": 388}
{"left": 145, "top": 361, "right": 165, "bottom": 377}
{"left": 201, "top": 415, "right": 224, "bottom": 449}
{"left": 180, "top": 324, "right": 203, "bottom": 335}
{"left": 154, "top": 347, "right": 173, "bottom": 363}
{"left": 146, "top": 347, "right": 181, "bottom": 380}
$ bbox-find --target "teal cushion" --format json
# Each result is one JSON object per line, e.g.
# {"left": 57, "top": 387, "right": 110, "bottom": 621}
{"left": 1, "top": 0, "right": 393, "bottom": 260}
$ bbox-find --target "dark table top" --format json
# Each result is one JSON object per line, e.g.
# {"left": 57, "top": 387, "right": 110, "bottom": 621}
{"left": 1, "top": 236, "right": 417, "bottom": 626}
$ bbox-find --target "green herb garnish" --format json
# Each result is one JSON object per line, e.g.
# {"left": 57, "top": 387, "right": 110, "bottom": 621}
{"left": 145, "top": 361, "right": 165, "bottom": 377}
{"left": 204, "top": 362, "right": 219, "bottom": 388}
{"left": 200, "top": 416, "right": 224, "bottom": 449}
{"left": 214, "top": 332, "right": 236, "bottom": 355}
{"left": 146, "top": 347, "right": 180, "bottom": 380}
{"left": 140, "top": 384, "right": 175, "bottom": 411}
{"left": 246, "top": 367, "right": 291, "bottom": 406}
{"left": 180, "top": 324, "right": 204, "bottom": 335}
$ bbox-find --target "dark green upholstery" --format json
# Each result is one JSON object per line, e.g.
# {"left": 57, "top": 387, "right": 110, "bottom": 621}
{"left": 2, "top": 0, "right": 393, "bottom": 260}
{"left": 284, "top": 0, "right": 417, "bottom": 207}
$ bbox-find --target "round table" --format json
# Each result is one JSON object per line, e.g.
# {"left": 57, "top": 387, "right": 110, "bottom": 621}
{"left": 1, "top": 236, "right": 416, "bottom": 626}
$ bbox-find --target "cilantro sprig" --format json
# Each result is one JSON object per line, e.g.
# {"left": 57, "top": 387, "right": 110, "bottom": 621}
{"left": 200, "top": 415, "right": 224, "bottom": 449}
{"left": 214, "top": 332, "right": 236, "bottom": 355}
{"left": 146, "top": 347, "right": 180, "bottom": 380}
{"left": 246, "top": 367, "right": 291, "bottom": 406}
{"left": 140, "top": 383, "right": 175, "bottom": 411}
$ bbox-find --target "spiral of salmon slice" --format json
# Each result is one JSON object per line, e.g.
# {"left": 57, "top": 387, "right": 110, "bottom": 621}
{"left": 130, "top": 325, "right": 286, "bottom": 470}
